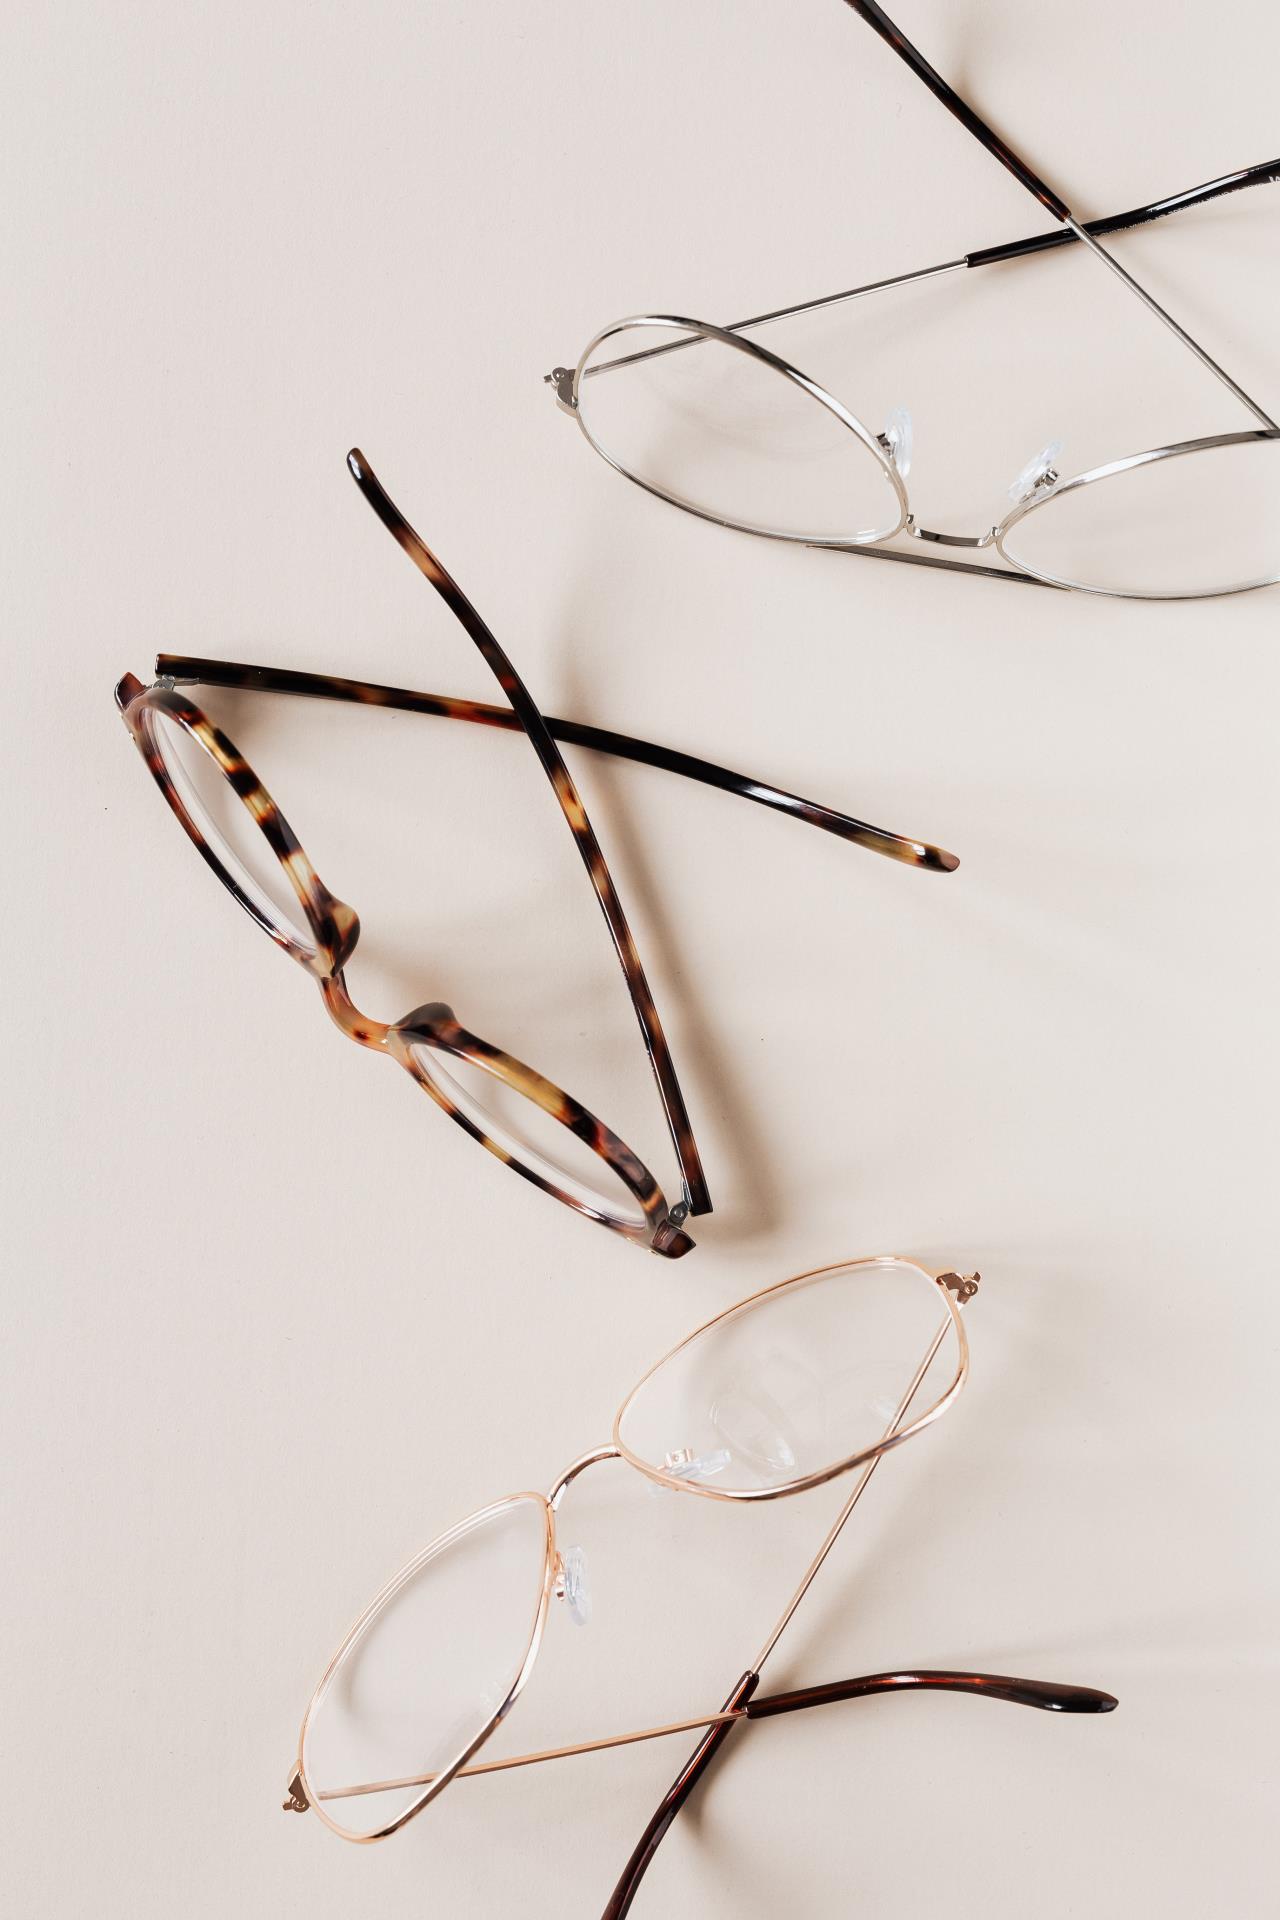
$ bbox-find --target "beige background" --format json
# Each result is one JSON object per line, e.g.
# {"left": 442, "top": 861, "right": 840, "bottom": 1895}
{"left": 3, "top": 2, "right": 1278, "bottom": 1913}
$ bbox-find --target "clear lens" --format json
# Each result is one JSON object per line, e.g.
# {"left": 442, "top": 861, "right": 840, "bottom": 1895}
{"left": 407, "top": 1041, "right": 649, "bottom": 1229}
{"left": 576, "top": 323, "right": 904, "bottom": 543}
{"left": 1000, "top": 436, "right": 1280, "bottom": 596}
{"left": 302, "top": 1495, "right": 550, "bottom": 1839}
{"left": 146, "top": 708, "right": 313, "bottom": 946}
{"left": 616, "top": 1257, "right": 959, "bottom": 1495}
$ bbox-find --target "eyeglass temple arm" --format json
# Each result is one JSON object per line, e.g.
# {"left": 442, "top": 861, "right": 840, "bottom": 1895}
{"left": 600, "top": 1667, "right": 1116, "bottom": 1917}
{"left": 343, "top": 449, "right": 711, "bottom": 1217}
{"left": 963, "top": 157, "right": 1280, "bottom": 269}
{"left": 744, "top": 1668, "right": 1118, "bottom": 1719}
{"left": 843, "top": 2, "right": 1277, "bottom": 429}
{"left": 154, "top": 653, "right": 959, "bottom": 875}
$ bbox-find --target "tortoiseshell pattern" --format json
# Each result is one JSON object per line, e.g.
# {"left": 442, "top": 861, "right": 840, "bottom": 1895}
{"left": 117, "top": 448, "right": 962, "bottom": 1256}
{"left": 152, "top": 654, "right": 960, "bottom": 874}
{"left": 118, "top": 451, "right": 959, "bottom": 1257}
{"left": 115, "top": 670, "right": 687, "bottom": 1253}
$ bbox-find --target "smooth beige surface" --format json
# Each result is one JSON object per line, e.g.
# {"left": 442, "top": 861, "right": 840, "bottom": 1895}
{"left": 3, "top": 2, "right": 1278, "bottom": 1914}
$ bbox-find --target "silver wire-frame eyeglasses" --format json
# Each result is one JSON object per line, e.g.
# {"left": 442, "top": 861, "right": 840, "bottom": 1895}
{"left": 547, "top": 1, "right": 1279, "bottom": 601}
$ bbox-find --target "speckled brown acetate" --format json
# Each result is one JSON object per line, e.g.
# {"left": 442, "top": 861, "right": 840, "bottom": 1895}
{"left": 118, "top": 449, "right": 960, "bottom": 1257}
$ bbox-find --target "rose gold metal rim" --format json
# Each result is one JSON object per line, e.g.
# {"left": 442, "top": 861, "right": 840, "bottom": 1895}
{"left": 289, "top": 1253, "right": 976, "bottom": 1840}
{"left": 609, "top": 1253, "right": 969, "bottom": 1504}
{"left": 295, "top": 1491, "right": 557, "bottom": 1844}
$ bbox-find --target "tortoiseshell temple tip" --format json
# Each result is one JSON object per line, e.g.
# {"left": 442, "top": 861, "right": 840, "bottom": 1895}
{"left": 925, "top": 845, "right": 960, "bottom": 874}
{"left": 346, "top": 447, "right": 368, "bottom": 483}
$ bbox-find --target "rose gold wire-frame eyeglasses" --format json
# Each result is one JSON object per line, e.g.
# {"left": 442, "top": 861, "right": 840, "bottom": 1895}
{"left": 282, "top": 1256, "right": 1117, "bottom": 1915}
{"left": 114, "top": 450, "right": 959, "bottom": 1262}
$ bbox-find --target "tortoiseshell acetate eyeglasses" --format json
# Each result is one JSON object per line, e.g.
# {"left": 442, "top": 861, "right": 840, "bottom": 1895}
{"left": 115, "top": 450, "right": 958, "bottom": 1259}
{"left": 549, "top": 0, "right": 1279, "bottom": 600}
{"left": 281, "top": 1255, "right": 1116, "bottom": 1915}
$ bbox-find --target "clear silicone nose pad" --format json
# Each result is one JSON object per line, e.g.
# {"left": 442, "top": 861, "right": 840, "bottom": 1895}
{"left": 555, "top": 1546, "right": 591, "bottom": 1627}
{"left": 658, "top": 1444, "right": 733, "bottom": 1485}
{"left": 880, "top": 404, "right": 913, "bottom": 479}
{"left": 1008, "top": 439, "right": 1064, "bottom": 504}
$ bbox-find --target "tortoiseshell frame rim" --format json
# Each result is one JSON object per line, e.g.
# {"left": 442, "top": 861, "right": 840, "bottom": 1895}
{"left": 114, "top": 674, "right": 687, "bottom": 1255}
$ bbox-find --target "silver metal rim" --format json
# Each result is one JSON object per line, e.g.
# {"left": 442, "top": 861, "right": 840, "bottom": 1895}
{"left": 995, "top": 429, "right": 1280, "bottom": 600}
{"left": 573, "top": 313, "right": 909, "bottom": 548}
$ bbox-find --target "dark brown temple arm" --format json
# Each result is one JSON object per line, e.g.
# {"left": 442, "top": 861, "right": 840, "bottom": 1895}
{"left": 155, "top": 654, "right": 960, "bottom": 873}
{"left": 847, "top": 2, "right": 1280, "bottom": 251}
{"left": 844, "top": 0, "right": 1070, "bottom": 220}
{"left": 603, "top": 1672, "right": 758, "bottom": 1920}
{"left": 746, "top": 1668, "right": 1118, "bottom": 1718}
{"left": 964, "top": 158, "right": 1280, "bottom": 269}
{"left": 603, "top": 1667, "right": 1115, "bottom": 1915}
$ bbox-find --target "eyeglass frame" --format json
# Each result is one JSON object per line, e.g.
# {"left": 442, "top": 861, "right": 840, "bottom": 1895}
{"left": 281, "top": 1254, "right": 1117, "bottom": 1919}
{"left": 115, "top": 449, "right": 959, "bottom": 1259}
{"left": 547, "top": 0, "right": 1279, "bottom": 600}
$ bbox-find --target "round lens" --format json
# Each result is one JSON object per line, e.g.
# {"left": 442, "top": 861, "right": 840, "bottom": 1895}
{"left": 145, "top": 707, "right": 314, "bottom": 947}
{"left": 615, "top": 1257, "right": 961, "bottom": 1497}
{"left": 302, "top": 1494, "right": 550, "bottom": 1839}
{"left": 999, "top": 435, "right": 1280, "bottom": 597}
{"left": 406, "top": 1041, "right": 650, "bottom": 1231}
{"left": 576, "top": 322, "right": 904, "bottom": 543}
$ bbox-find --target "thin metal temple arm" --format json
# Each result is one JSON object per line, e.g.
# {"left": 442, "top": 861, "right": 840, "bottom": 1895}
{"left": 603, "top": 1292, "right": 960, "bottom": 1918}
{"left": 725, "top": 161, "right": 1280, "bottom": 338}
{"left": 345, "top": 451, "right": 712, "bottom": 1217}
{"left": 843, "top": 2, "right": 1277, "bottom": 428}
{"left": 557, "top": 161, "right": 1278, "bottom": 414}
{"left": 154, "top": 654, "right": 959, "bottom": 874}
{"left": 964, "top": 158, "right": 1280, "bottom": 269}
{"left": 312, "top": 1668, "right": 1116, "bottom": 1805}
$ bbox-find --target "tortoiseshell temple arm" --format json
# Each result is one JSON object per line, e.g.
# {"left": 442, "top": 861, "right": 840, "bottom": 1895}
{"left": 603, "top": 1668, "right": 1117, "bottom": 1915}
{"left": 154, "top": 655, "right": 960, "bottom": 874}
{"left": 344, "top": 451, "right": 712, "bottom": 1217}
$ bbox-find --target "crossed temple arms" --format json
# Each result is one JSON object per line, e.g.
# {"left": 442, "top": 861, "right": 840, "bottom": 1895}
{"left": 156, "top": 654, "right": 960, "bottom": 874}
{"left": 716, "top": 158, "right": 1280, "bottom": 345}
{"left": 299, "top": 1666, "right": 1117, "bottom": 1806}
{"left": 841, "top": 0, "right": 1276, "bottom": 428}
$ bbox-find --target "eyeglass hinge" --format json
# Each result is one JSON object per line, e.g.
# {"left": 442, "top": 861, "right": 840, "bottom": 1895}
{"left": 937, "top": 1270, "right": 981, "bottom": 1302}
{"left": 667, "top": 1200, "right": 689, "bottom": 1227}
{"left": 282, "top": 1768, "right": 309, "bottom": 1813}
{"left": 152, "top": 673, "right": 177, "bottom": 690}
{"left": 545, "top": 366, "right": 578, "bottom": 414}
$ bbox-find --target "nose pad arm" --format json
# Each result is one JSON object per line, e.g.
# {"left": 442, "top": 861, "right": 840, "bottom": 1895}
{"left": 554, "top": 1546, "right": 591, "bottom": 1626}
{"left": 1007, "top": 438, "right": 1064, "bottom": 503}
{"left": 877, "top": 404, "right": 913, "bottom": 479}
